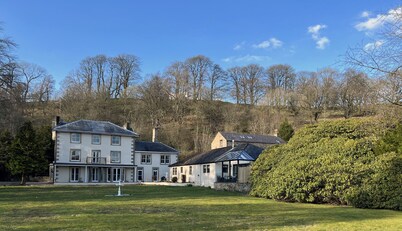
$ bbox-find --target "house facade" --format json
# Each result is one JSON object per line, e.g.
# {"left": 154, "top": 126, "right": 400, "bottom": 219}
{"left": 135, "top": 141, "right": 179, "bottom": 182}
{"left": 169, "top": 144, "right": 264, "bottom": 188}
{"left": 50, "top": 119, "right": 178, "bottom": 184}
{"left": 211, "top": 131, "right": 285, "bottom": 149}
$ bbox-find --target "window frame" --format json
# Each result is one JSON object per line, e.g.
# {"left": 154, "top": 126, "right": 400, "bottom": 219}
{"left": 70, "top": 149, "right": 81, "bottom": 162}
{"left": 111, "top": 136, "right": 121, "bottom": 146}
{"left": 91, "top": 134, "right": 101, "bottom": 145}
{"left": 172, "top": 167, "right": 177, "bottom": 175}
{"left": 110, "top": 151, "right": 121, "bottom": 163}
{"left": 189, "top": 166, "right": 192, "bottom": 175}
{"left": 141, "top": 154, "right": 152, "bottom": 164}
{"left": 222, "top": 164, "right": 228, "bottom": 173}
{"left": 70, "top": 167, "right": 79, "bottom": 182}
{"left": 203, "top": 164, "right": 210, "bottom": 173}
{"left": 70, "top": 133, "right": 81, "bottom": 143}
{"left": 160, "top": 155, "right": 170, "bottom": 164}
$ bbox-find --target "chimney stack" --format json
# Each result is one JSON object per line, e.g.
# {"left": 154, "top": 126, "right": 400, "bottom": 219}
{"left": 52, "top": 116, "right": 61, "bottom": 128}
{"left": 152, "top": 128, "right": 158, "bottom": 142}
{"left": 273, "top": 129, "right": 278, "bottom": 137}
{"left": 232, "top": 139, "right": 235, "bottom": 148}
{"left": 123, "top": 122, "right": 133, "bottom": 131}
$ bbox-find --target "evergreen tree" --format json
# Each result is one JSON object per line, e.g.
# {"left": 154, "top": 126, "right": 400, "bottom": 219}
{"left": 0, "top": 130, "right": 13, "bottom": 180}
{"left": 278, "top": 120, "right": 294, "bottom": 141}
{"left": 7, "top": 122, "right": 47, "bottom": 184}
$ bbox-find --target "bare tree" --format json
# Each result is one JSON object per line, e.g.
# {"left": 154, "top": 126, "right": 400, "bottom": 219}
{"left": 185, "top": 55, "right": 213, "bottom": 100}
{"left": 138, "top": 74, "right": 171, "bottom": 126}
{"left": 227, "top": 66, "right": 243, "bottom": 104}
{"left": 317, "top": 68, "right": 339, "bottom": 110}
{"left": 18, "top": 62, "right": 49, "bottom": 102}
{"left": 165, "top": 61, "right": 190, "bottom": 99}
{"left": 265, "top": 64, "right": 296, "bottom": 107}
{"left": 164, "top": 62, "right": 190, "bottom": 123}
{"left": 207, "top": 64, "right": 227, "bottom": 101}
{"left": 110, "top": 54, "right": 141, "bottom": 98}
{"left": 93, "top": 55, "right": 108, "bottom": 94}
{"left": 243, "top": 64, "right": 265, "bottom": 105}
{"left": 346, "top": 7, "right": 401, "bottom": 106}
{"left": 267, "top": 64, "right": 296, "bottom": 90}
{"left": 228, "top": 64, "right": 265, "bottom": 105}
{"left": 338, "top": 69, "right": 372, "bottom": 118}
{"left": 32, "top": 75, "right": 55, "bottom": 103}
{"left": 297, "top": 71, "right": 324, "bottom": 122}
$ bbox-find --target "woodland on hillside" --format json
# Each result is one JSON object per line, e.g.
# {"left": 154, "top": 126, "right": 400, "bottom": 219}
{"left": 0, "top": 9, "right": 401, "bottom": 161}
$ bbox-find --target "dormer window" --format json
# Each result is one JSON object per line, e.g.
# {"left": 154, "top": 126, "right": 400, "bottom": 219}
{"left": 71, "top": 133, "right": 81, "bottom": 143}
{"left": 111, "top": 136, "right": 121, "bottom": 145}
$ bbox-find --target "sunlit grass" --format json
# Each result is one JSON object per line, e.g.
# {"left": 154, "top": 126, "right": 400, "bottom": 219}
{"left": 0, "top": 185, "right": 401, "bottom": 230}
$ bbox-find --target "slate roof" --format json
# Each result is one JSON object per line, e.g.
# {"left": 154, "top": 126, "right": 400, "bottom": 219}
{"left": 170, "top": 144, "right": 264, "bottom": 167}
{"left": 220, "top": 132, "right": 285, "bottom": 144}
{"left": 53, "top": 120, "right": 139, "bottom": 137}
{"left": 135, "top": 141, "right": 178, "bottom": 153}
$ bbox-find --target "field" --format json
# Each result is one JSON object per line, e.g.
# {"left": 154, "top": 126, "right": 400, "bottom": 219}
{"left": 0, "top": 185, "right": 401, "bottom": 230}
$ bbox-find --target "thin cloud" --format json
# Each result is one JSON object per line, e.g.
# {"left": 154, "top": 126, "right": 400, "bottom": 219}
{"left": 222, "top": 54, "right": 271, "bottom": 63}
{"left": 361, "top": 11, "right": 371, "bottom": 18}
{"left": 355, "top": 7, "right": 401, "bottom": 31}
{"left": 253, "top": 38, "right": 283, "bottom": 49}
{"left": 316, "top": 37, "right": 330, "bottom": 49}
{"left": 233, "top": 41, "right": 246, "bottom": 51}
{"left": 308, "top": 24, "right": 327, "bottom": 35}
{"left": 307, "top": 24, "right": 330, "bottom": 49}
{"left": 270, "top": 38, "right": 283, "bottom": 48}
{"left": 364, "top": 40, "right": 384, "bottom": 51}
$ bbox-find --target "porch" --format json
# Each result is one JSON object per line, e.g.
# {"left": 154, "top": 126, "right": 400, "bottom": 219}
{"left": 50, "top": 163, "right": 136, "bottom": 183}
{"left": 215, "top": 149, "right": 255, "bottom": 184}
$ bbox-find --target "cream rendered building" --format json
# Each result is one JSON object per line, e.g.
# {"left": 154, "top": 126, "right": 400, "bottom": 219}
{"left": 50, "top": 119, "right": 178, "bottom": 184}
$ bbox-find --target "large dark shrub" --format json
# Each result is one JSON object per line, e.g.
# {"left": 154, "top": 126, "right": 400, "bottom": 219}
{"left": 250, "top": 118, "right": 401, "bottom": 210}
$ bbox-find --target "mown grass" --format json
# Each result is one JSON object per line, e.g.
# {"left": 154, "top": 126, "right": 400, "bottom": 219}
{"left": 0, "top": 185, "right": 401, "bottom": 230}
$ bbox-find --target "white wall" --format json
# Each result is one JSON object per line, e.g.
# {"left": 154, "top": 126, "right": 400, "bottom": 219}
{"left": 135, "top": 151, "right": 178, "bottom": 182}
{"left": 170, "top": 163, "right": 217, "bottom": 188}
{"left": 170, "top": 160, "right": 253, "bottom": 188}
{"left": 55, "top": 132, "right": 134, "bottom": 164}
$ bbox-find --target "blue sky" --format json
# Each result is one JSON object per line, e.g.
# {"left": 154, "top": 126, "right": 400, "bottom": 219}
{"left": 0, "top": 0, "right": 400, "bottom": 86}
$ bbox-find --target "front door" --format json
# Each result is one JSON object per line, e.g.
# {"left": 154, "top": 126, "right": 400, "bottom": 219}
{"left": 92, "top": 150, "right": 101, "bottom": 163}
{"left": 137, "top": 168, "right": 143, "bottom": 182}
{"left": 152, "top": 168, "right": 159, "bottom": 182}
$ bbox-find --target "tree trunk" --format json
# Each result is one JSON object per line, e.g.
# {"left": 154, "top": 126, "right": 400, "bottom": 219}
{"left": 20, "top": 174, "right": 26, "bottom": 185}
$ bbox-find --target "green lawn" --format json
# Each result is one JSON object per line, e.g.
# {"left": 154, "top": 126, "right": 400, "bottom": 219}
{"left": 0, "top": 185, "right": 401, "bottom": 230}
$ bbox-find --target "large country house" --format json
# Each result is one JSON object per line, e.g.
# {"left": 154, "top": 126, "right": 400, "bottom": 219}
{"left": 170, "top": 132, "right": 284, "bottom": 188}
{"left": 50, "top": 118, "right": 178, "bottom": 184}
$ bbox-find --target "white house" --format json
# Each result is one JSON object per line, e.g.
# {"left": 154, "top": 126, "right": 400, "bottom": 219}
{"left": 50, "top": 119, "right": 178, "bottom": 184}
{"left": 135, "top": 141, "right": 178, "bottom": 182}
{"left": 170, "top": 131, "right": 285, "bottom": 188}
{"left": 169, "top": 143, "right": 264, "bottom": 188}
